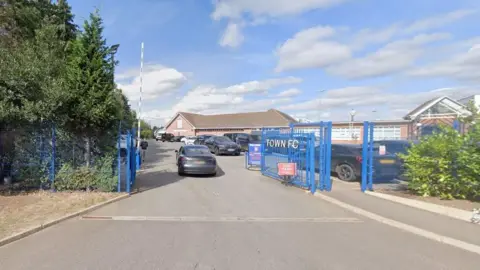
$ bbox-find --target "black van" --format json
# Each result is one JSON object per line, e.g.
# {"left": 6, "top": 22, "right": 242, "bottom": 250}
{"left": 160, "top": 133, "right": 174, "bottom": 142}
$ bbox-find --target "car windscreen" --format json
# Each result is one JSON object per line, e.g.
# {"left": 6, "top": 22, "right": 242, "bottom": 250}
{"left": 236, "top": 134, "right": 249, "bottom": 139}
{"left": 249, "top": 135, "right": 261, "bottom": 141}
{"left": 215, "top": 137, "right": 232, "bottom": 143}
{"left": 185, "top": 147, "right": 210, "bottom": 155}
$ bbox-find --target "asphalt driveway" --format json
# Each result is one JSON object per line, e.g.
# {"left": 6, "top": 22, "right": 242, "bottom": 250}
{"left": 0, "top": 141, "right": 478, "bottom": 270}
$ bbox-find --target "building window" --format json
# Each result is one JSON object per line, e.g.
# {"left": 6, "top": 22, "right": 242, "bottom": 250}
{"left": 332, "top": 127, "right": 360, "bottom": 140}
{"left": 177, "top": 119, "right": 182, "bottom": 129}
{"left": 373, "top": 126, "right": 401, "bottom": 140}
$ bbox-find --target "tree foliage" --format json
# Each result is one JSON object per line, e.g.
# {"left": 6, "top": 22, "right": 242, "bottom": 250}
{"left": 0, "top": 1, "right": 135, "bottom": 190}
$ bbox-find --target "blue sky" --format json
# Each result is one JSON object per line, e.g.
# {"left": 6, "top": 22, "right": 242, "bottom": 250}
{"left": 69, "top": 0, "right": 480, "bottom": 126}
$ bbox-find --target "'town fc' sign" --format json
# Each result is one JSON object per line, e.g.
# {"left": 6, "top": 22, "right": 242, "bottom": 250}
{"left": 266, "top": 139, "right": 300, "bottom": 149}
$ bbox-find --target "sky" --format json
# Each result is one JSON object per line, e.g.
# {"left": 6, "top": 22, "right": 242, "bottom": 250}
{"left": 68, "top": 0, "right": 480, "bottom": 126}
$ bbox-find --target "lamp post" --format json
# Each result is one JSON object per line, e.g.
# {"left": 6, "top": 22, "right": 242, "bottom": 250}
{"left": 349, "top": 109, "right": 356, "bottom": 140}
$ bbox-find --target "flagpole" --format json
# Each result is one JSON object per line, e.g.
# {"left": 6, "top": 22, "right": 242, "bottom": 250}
{"left": 137, "top": 42, "right": 144, "bottom": 148}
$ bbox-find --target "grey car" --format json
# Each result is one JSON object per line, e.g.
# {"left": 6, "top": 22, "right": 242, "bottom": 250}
{"left": 204, "top": 136, "right": 241, "bottom": 156}
{"left": 175, "top": 145, "right": 217, "bottom": 176}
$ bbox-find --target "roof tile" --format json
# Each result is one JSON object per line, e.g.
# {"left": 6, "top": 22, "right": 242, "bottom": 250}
{"left": 174, "top": 109, "right": 297, "bottom": 129}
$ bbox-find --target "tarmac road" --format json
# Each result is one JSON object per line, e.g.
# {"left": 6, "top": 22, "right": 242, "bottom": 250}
{"left": 0, "top": 141, "right": 478, "bottom": 270}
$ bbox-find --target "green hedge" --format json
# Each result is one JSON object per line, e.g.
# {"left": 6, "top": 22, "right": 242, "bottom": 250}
{"left": 400, "top": 124, "right": 480, "bottom": 200}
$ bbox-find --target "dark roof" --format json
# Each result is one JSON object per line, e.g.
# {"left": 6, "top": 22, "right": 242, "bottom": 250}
{"left": 169, "top": 109, "right": 297, "bottom": 129}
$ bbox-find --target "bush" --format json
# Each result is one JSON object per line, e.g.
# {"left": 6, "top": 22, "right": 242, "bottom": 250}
{"left": 54, "top": 155, "right": 117, "bottom": 192}
{"left": 401, "top": 124, "right": 480, "bottom": 200}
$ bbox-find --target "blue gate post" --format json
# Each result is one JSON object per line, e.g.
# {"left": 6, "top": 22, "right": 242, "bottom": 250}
{"left": 117, "top": 122, "right": 122, "bottom": 192}
{"left": 318, "top": 122, "right": 325, "bottom": 191}
{"left": 126, "top": 131, "right": 131, "bottom": 194}
{"left": 324, "top": 121, "right": 333, "bottom": 191}
{"left": 49, "top": 124, "right": 56, "bottom": 190}
{"left": 368, "top": 122, "right": 375, "bottom": 191}
{"left": 361, "top": 122, "right": 369, "bottom": 192}
{"left": 309, "top": 133, "right": 316, "bottom": 194}
{"left": 260, "top": 129, "right": 266, "bottom": 174}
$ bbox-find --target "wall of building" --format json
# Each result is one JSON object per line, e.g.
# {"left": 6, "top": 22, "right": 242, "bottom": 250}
{"left": 294, "top": 122, "right": 411, "bottom": 144}
{"left": 195, "top": 128, "right": 264, "bottom": 136}
{"left": 165, "top": 115, "right": 195, "bottom": 136}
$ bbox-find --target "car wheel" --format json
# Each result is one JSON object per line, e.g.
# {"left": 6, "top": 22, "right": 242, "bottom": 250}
{"left": 178, "top": 169, "right": 184, "bottom": 176}
{"left": 235, "top": 152, "right": 240, "bottom": 156}
{"left": 336, "top": 164, "right": 356, "bottom": 182}
{"left": 210, "top": 171, "right": 217, "bottom": 177}
{"left": 214, "top": 147, "right": 220, "bottom": 156}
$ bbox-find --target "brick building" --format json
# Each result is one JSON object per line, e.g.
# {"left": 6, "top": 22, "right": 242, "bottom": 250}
{"left": 164, "top": 109, "right": 297, "bottom": 136}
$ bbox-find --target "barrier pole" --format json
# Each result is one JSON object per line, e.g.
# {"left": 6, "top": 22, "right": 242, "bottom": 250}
{"left": 361, "top": 122, "right": 369, "bottom": 192}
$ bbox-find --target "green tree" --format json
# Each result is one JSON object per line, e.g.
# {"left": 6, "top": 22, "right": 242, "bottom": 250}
{"left": 459, "top": 100, "right": 479, "bottom": 124}
{"left": 62, "top": 9, "right": 121, "bottom": 166}
{"left": 0, "top": 0, "right": 77, "bottom": 126}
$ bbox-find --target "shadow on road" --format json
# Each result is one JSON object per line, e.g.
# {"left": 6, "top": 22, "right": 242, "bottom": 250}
{"left": 132, "top": 165, "right": 226, "bottom": 193}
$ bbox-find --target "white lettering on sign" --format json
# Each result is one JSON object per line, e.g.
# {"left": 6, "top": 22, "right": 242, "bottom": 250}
{"left": 266, "top": 139, "right": 299, "bottom": 149}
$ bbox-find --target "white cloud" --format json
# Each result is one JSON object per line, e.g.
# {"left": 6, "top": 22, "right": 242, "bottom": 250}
{"left": 327, "top": 33, "right": 451, "bottom": 79}
{"left": 274, "top": 8, "right": 475, "bottom": 76}
{"left": 219, "top": 21, "right": 244, "bottom": 47}
{"left": 212, "top": 0, "right": 346, "bottom": 48}
{"left": 224, "top": 76, "right": 302, "bottom": 94}
{"left": 141, "top": 77, "right": 297, "bottom": 125}
{"left": 405, "top": 9, "right": 477, "bottom": 34}
{"left": 275, "top": 26, "right": 351, "bottom": 72}
{"left": 277, "top": 88, "right": 302, "bottom": 97}
{"left": 280, "top": 86, "right": 480, "bottom": 121}
{"left": 408, "top": 43, "right": 480, "bottom": 82}
{"left": 159, "top": 76, "right": 302, "bottom": 119}
{"left": 212, "top": 0, "right": 345, "bottom": 20}
{"left": 116, "top": 64, "right": 187, "bottom": 101}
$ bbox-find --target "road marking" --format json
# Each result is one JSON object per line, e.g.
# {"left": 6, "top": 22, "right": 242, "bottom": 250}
{"left": 314, "top": 192, "right": 480, "bottom": 256}
{"left": 81, "top": 216, "right": 362, "bottom": 223}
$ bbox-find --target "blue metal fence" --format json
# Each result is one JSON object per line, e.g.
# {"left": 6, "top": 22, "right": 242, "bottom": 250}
{"left": 1, "top": 122, "right": 138, "bottom": 193}
{"left": 260, "top": 122, "right": 332, "bottom": 193}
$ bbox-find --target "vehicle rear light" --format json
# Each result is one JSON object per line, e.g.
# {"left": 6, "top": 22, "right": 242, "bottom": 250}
{"left": 356, "top": 156, "right": 363, "bottom": 163}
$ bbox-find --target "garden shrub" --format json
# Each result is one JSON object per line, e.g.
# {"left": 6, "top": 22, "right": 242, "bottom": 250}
{"left": 400, "top": 124, "right": 480, "bottom": 200}
{"left": 54, "top": 155, "right": 117, "bottom": 192}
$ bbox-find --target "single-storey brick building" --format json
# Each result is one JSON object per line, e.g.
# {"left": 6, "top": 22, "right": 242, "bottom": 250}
{"left": 164, "top": 109, "right": 297, "bottom": 136}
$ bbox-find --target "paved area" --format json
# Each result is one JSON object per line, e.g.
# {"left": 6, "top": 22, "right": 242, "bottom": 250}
{"left": 0, "top": 141, "right": 479, "bottom": 270}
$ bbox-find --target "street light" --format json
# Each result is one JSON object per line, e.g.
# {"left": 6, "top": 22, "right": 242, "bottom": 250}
{"left": 349, "top": 109, "right": 356, "bottom": 122}
{"left": 349, "top": 109, "right": 356, "bottom": 140}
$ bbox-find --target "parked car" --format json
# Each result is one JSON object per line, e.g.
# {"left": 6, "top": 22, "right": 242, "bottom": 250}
{"left": 175, "top": 145, "right": 217, "bottom": 176}
{"left": 373, "top": 140, "right": 418, "bottom": 179}
{"left": 158, "top": 133, "right": 174, "bottom": 142}
{"left": 170, "top": 136, "right": 184, "bottom": 142}
{"left": 183, "top": 136, "right": 197, "bottom": 145}
{"left": 204, "top": 136, "right": 241, "bottom": 156}
{"left": 306, "top": 144, "right": 401, "bottom": 182}
{"left": 195, "top": 135, "right": 213, "bottom": 145}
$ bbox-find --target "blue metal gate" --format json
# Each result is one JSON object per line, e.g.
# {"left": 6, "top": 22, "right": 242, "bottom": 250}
{"left": 116, "top": 128, "right": 137, "bottom": 194}
{"left": 260, "top": 122, "right": 332, "bottom": 193}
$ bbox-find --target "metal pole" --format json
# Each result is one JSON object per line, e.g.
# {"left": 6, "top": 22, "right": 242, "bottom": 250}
{"left": 137, "top": 42, "right": 144, "bottom": 148}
